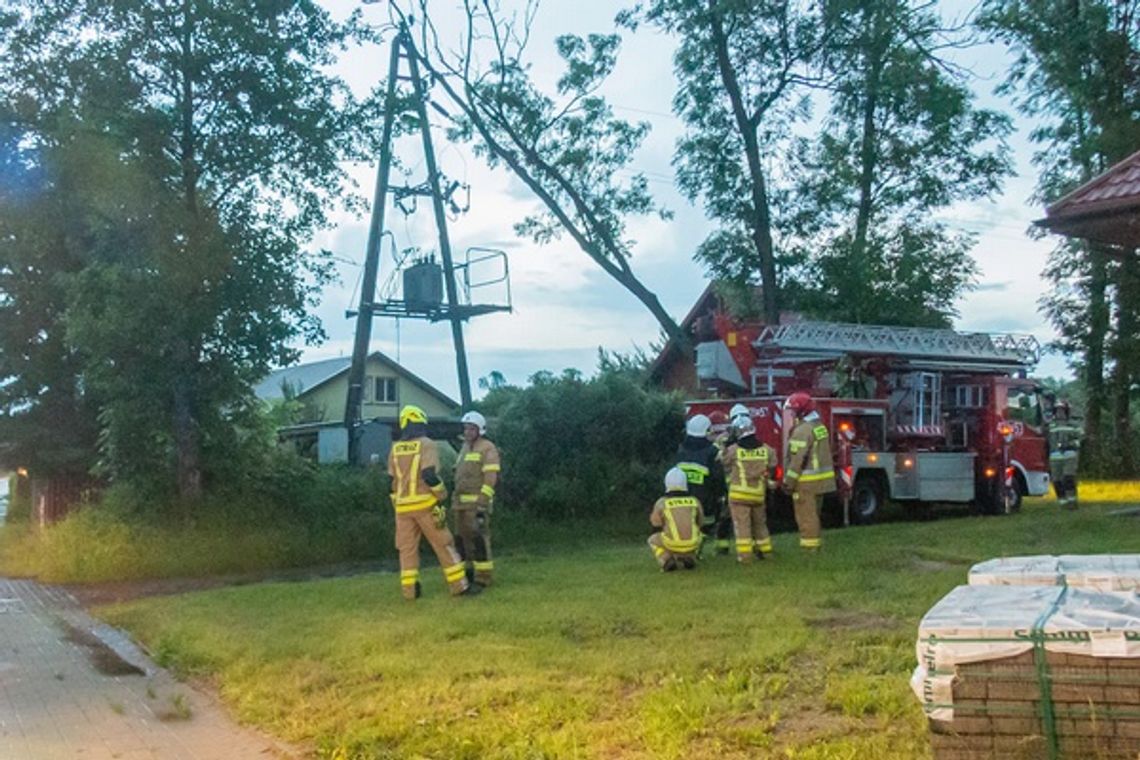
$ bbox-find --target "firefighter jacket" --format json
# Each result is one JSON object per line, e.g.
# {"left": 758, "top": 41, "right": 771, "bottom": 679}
{"left": 649, "top": 493, "right": 704, "bottom": 554}
{"left": 784, "top": 415, "right": 837, "bottom": 497}
{"left": 453, "top": 436, "right": 501, "bottom": 511}
{"left": 673, "top": 435, "right": 725, "bottom": 510}
{"left": 388, "top": 434, "right": 447, "bottom": 513}
{"left": 722, "top": 435, "right": 776, "bottom": 504}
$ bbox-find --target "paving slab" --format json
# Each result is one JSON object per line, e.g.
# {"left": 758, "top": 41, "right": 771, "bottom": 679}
{"left": 0, "top": 577, "right": 299, "bottom": 760}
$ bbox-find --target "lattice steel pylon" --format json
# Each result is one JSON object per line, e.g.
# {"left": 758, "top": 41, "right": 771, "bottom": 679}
{"left": 754, "top": 321, "right": 1040, "bottom": 367}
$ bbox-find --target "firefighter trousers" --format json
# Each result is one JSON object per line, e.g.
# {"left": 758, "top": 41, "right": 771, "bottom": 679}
{"left": 453, "top": 508, "right": 493, "bottom": 586}
{"left": 792, "top": 491, "right": 822, "bottom": 550}
{"left": 729, "top": 499, "right": 771, "bottom": 562}
{"left": 395, "top": 508, "right": 468, "bottom": 599}
{"left": 647, "top": 533, "right": 697, "bottom": 571}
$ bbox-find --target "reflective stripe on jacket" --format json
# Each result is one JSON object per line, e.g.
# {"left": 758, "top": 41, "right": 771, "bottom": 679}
{"left": 650, "top": 495, "right": 703, "bottom": 554}
{"left": 453, "top": 437, "right": 501, "bottom": 509}
{"left": 784, "top": 418, "right": 837, "bottom": 496}
{"left": 723, "top": 442, "right": 775, "bottom": 503}
{"left": 388, "top": 437, "right": 446, "bottom": 512}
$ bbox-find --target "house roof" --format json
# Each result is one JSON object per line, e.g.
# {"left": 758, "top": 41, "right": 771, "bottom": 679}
{"left": 254, "top": 352, "right": 459, "bottom": 410}
{"left": 1038, "top": 148, "right": 1140, "bottom": 248}
{"left": 646, "top": 283, "right": 720, "bottom": 381}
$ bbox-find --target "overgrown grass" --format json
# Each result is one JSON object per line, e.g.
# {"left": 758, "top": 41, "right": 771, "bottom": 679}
{"left": 92, "top": 500, "right": 1138, "bottom": 759}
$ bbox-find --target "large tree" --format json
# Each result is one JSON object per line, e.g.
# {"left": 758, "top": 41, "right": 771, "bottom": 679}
{"left": 980, "top": 0, "right": 1140, "bottom": 475}
{"left": 394, "top": 1, "right": 684, "bottom": 347}
{"left": 0, "top": 0, "right": 371, "bottom": 497}
{"left": 786, "top": 0, "right": 1012, "bottom": 327}
{"left": 623, "top": 0, "right": 824, "bottom": 325}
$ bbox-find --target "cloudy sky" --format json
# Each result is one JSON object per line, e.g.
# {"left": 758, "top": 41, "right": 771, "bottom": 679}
{"left": 304, "top": 0, "right": 1072, "bottom": 402}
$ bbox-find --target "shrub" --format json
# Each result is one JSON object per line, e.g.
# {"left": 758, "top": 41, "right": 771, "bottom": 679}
{"left": 480, "top": 370, "right": 684, "bottom": 520}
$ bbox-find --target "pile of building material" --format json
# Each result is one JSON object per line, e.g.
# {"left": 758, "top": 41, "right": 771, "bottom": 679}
{"left": 913, "top": 582, "right": 1140, "bottom": 759}
{"left": 969, "top": 554, "right": 1140, "bottom": 592}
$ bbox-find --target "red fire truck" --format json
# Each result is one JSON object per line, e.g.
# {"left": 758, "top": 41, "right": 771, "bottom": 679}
{"left": 685, "top": 317, "right": 1053, "bottom": 523}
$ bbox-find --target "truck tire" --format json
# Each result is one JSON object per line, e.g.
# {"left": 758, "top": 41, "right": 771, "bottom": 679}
{"left": 851, "top": 475, "right": 884, "bottom": 525}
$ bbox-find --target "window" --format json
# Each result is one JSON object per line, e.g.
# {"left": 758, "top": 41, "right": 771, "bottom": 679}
{"left": 947, "top": 385, "right": 987, "bottom": 409}
{"left": 373, "top": 377, "right": 397, "bottom": 404}
{"left": 1006, "top": 386, "right": 1041, "bottom": 426}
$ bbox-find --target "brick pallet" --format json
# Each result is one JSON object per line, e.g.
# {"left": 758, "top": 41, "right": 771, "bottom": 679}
{"left": 968, "top": 554, "right": 1140, "bottom": 593}
{"left": 913, "top": 584, "right": 1140, "bottom": 760}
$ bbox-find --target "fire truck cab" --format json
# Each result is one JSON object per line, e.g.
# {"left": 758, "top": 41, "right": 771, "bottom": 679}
{"left": 686, "top": 318, "right": 1052, "bottom": 522}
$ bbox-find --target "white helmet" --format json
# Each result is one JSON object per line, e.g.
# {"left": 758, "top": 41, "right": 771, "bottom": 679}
{"left": 732, "top": 415, "right": 755, "bottom": 437}
{"left": 685, "top": 414, "right": 711, "bottom": 438}
{"left": 664, "top": 467, "right": 688, "bottom": 492}
{"left": 460, "top": 410, "right": 486, "bottom": 435}
{"left": 729, "top": 403, "right": 749, "bottom": 420}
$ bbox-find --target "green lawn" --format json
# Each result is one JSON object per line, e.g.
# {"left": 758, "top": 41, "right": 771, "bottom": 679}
{"left": 96, "top": 501, "right": 1138, "bottom": 759}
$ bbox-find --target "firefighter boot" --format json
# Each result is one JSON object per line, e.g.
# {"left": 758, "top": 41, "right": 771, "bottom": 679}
{"left": 681, "top": 557, "right": 696, "bottom": 570}
{"left": 460, "top": 582, "right": 482, "bottom": 597}
{"left": 662, "top": 557, "right": 678, "bottom": 572}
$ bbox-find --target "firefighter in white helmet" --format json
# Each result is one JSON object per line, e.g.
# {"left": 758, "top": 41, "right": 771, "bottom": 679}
{"left": 648, "top": 467, "right": 704, "bottom": 571}
{"left": 721, "top": 414, "right": 777, "bottom": 561}
{"left": 451, "top": 410, "right": 501, "bottom": 587}
{"left": 675, "top": 414, "right": 728, "bottom": 553}
{"left": 389, "top": 405, "right": 479, "bottom": 599}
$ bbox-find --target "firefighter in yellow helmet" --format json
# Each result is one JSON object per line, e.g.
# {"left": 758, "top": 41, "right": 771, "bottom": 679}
{"left": 452, "top": 410, "right": 501, "bottom": 587}
{"left": 721, "top": 414, "right": 777, "bottom": 562}
{"left": 388, "top": 405, "right": 479, "bottom": 599}
{"left": 781, "top": 392, "right": 836, "bottom": 551}
{"left": 648, "top": 467, "right": 704, "bottom": 571}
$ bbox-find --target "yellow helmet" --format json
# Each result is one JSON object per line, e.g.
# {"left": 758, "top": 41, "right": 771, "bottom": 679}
{"left": 399, "top": 405, "right": 428, "bottom": 429}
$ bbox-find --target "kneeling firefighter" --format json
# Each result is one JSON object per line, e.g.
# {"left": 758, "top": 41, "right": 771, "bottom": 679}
{"left": 648, "top": 467, "right": 704, "bottom": 571}
{"left": 388, "top": 405, "right": 480, "bottom": 599}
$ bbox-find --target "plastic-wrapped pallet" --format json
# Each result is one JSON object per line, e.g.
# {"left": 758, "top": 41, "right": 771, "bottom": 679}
{"left": 912, "top": 584, "right": 1140, "bottom": 759}
{"left": 968, "top": 554, "right": 1140, "bottom": 592}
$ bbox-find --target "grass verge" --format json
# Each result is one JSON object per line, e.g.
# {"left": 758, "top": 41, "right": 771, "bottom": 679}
{"left": 93, "top": 500, "right": 1138, "bottom": 759}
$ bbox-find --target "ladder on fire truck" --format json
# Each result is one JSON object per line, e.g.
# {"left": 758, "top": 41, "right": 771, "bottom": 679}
{"left": 754, "top": 321, "right": 1040, "bottom": 369}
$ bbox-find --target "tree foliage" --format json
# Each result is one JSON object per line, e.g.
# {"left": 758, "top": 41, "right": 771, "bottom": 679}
{"left": 393, "top": 1, "right": 684, "bottom": 346}
{"left": 787, "top": 0, "right": 1012, "bottom": 327}
{"left": 0, "top": 0, "right": 373, "bottom": 496}
{"left": 623, "top": 0, "right": 822, "bottom": 325}
{"left": 474, "top": 368, "right": 684, "bottom": 520}
{"left": 980, "top": 0, "right": 1140, "bottom": 475}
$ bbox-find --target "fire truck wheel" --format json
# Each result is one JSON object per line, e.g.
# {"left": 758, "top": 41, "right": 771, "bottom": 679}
{"left": 851, "top": 476, "right": 884, "bottom": 524}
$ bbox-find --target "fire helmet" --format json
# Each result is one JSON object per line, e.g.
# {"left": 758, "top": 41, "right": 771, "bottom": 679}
{"left": 685, "top": 414, "right": 712, "bottom": 438}
{"left": 460, "top": 410, "right": 486, "bottom": 435}
{"left": 732, "top": 415, "right": 755, "bottom": 437}
{"left": 784, "top": 392, "right": 815, "bottom": 417}
{"left": 729, "top": 403, "right": 749, "bottom": 420}
{"left": 664, "top": 467, "right": 689, "bottom": 492}
{"left": 399, "top": 405, "right": 428, "bottom": 429}
{"left": 708, "top": 410, "right": 729, "bottom": 427}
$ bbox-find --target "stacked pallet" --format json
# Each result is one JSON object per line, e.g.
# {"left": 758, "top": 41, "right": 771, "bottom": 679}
{"left": 913, "top": 584, "right": 1140, "bottom": 759}
{"left": 969, "top": 554, "right": 1140, "bottom": 593}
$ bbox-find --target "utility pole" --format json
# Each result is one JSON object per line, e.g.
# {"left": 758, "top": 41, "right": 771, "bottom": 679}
{"left": 344, "top": 37, "right": 402, "bottom": 462}
{"left": 405, "top": 39, "right": 472, "bottom": 407}
{"left": 345, "top": 27, "right": 505, "bottom": 464}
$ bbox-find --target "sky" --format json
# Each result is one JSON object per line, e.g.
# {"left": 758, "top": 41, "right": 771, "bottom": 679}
{"left": 302, "top": 0, "right": 1073, "bottom": 403}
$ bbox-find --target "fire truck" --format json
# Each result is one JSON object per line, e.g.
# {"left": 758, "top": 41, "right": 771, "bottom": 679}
{"left": 685, "top": 317, "right": 1053, "bottom": 523}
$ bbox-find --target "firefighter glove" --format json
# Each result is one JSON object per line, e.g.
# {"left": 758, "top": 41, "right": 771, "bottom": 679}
{"left": 431, "top": 504, "right": 447, "bottom": 529}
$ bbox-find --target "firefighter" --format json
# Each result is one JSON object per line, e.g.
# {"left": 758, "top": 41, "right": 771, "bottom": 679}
{"left": 452, "top": 410, "right": 501, "bottom": 586}
{"left": 1049, "top": 400, "right": 1080, "bottom": 510}
{"left": 674, "top": 414, "right": 729, "bottom": 554}
{"left": 782, "top": 392, "right": 836, "bottom": 551}
{"left": 388, "top": 405, "right": 479, "bottom": 599}
{"left": 721, "top": 414, "right": 777, "bottom": 562}
{"left": 648, "top": 467, "right": 704, "bottom": 571}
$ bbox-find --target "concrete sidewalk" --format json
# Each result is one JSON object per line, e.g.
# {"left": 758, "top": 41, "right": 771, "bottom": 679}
{"left": 0, "top": 577, "right": 297, "bottom": 759}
